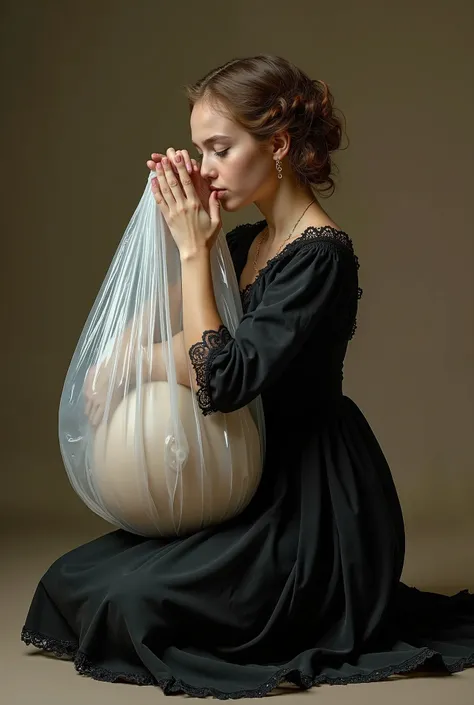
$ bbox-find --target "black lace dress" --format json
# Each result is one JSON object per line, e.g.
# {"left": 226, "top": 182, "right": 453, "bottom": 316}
{"left": 21, "top": 220, "right": 474, "bottom": 698}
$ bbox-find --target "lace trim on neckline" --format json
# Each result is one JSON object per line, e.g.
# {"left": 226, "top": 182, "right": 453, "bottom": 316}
{"left": 239, "top": 222, "right": 360, "bottom": 312}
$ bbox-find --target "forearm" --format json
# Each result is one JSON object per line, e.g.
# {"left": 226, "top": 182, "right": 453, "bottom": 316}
{"left": 95, "top": 254, "right": 218, "bottom": 393}
{"left": 114, "top": 280, "right": 183, "bottom": 353}
{"left": 101, "top": 301, "right": 153, "bottom": 372}
{"left": 103, "top": 282, "right": 183, "bottom": 374}
{"left": 180, "top": 250, "right": 224, "bottom": 394}
{"left": 147, "top": 330, "right": 191, "bottom": 388}
{"left": 138, "top": 252, "right": 220, "bottom": 389}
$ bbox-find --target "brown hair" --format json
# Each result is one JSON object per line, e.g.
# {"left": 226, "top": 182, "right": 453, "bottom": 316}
{"left": 184, "top": 54, "right": 348, "bottom": 197}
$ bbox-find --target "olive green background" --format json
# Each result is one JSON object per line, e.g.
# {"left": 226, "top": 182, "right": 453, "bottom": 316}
{"left": 1, "top": 0, "right": 473, "bottom": 590}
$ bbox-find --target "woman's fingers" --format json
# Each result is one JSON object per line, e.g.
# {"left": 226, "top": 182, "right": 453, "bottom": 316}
{"left": 153, "top": 160, "right": 174, "bottom": 209}
{"left": 159, "top": 154, "right": 185, "bottom": 206}
{"left": 148, "top": 154, "right": 167, "bottom": 171}
{"left": 166, "top": 147, "right": 192, "bottom": 175}
{"left": 172, "top": 151, "right": 196, "bottom": 201}
{"left": 177, "top": 149, "right": 193, "bottom": 174}
{"left": 148, "top": 152, "right": 181, "bottom": 175}
{"left": 149, "top": 151, "right": 194, "bottom": 174}
{"left": 148, "top": 149, "right": 200, "bottom": 208}
{"left": 165, "top": 147, "right": 193, "bottom": 174}
{"left": 148, "top": 153, "right": 164, "bottom": 170}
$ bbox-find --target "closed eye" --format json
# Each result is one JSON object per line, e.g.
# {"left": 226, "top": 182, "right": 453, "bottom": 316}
{"left": 195, "top": 148, "right": 230, "bottom": 159}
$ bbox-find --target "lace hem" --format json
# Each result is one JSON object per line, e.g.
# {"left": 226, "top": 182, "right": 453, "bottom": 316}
{"left": 188, "top": 325, "right": 233, "bottom": 416}
{"left": 21, "top": 627, "right": 78, "bottom": 658}
{"left": 21, "top": 626, "right": 474, "bottom": 700}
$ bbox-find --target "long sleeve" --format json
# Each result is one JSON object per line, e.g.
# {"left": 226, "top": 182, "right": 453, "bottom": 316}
{"left": 188, "top": 240, "right": 357, "bottom": 416}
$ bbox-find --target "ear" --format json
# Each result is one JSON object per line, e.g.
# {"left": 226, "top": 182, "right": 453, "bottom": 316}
{"left": 271, "top": 131, "right": 291, "bottom": 161}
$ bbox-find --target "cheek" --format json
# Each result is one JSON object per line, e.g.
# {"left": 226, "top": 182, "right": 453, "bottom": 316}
{"left": 229, "top": 152, "right": 265, "bottom": 187}
{"left": 228, "top": 153, "right": 249, "bottom": 177}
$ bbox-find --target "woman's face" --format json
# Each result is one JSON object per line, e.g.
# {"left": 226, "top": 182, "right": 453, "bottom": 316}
{"left": 190, "top": 100, "right": 276, "bottom": 212}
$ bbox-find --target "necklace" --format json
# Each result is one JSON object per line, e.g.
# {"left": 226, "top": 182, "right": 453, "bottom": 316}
{"left": 253, "top": 200, "right": 316, "bottom": 276}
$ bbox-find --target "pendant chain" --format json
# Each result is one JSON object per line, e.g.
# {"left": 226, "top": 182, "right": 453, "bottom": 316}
{"left": 253, "top": 200, "right": 316, "bottom": 275}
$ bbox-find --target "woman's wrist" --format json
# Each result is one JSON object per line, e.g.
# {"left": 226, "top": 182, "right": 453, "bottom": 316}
{"left": 179, "top": 246, "right": 210, "bottom": 263}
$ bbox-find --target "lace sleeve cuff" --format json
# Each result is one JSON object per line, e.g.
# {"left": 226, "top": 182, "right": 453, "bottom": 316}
{"left": 188, "top": 324, "right": 233, "bottom": 416}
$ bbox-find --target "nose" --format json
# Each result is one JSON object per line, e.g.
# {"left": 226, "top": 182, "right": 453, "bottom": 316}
{"left": 199, "top": 156, "right": 217, "bottom": 182}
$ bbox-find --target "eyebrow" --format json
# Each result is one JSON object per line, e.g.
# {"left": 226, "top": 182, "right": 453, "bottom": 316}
{"left": 191, "top": 134, "right": 230, "bottom": 148}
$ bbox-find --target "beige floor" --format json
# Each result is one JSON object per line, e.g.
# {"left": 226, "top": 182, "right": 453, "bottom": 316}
{"left": 3, "top": 519, "right": 474, "bottom": 705}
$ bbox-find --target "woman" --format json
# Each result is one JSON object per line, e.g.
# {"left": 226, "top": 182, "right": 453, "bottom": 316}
{"left": 21, "top": 54, "right": 474, "bottom": 698}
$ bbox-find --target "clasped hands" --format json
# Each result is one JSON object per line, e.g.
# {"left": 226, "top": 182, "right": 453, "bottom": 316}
{"left": 147, "top": 147, "right": 222, "bottom": 259}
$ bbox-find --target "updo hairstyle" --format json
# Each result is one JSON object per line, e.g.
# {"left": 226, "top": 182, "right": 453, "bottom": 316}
{"left": 184, "top": 54, "right": 348, "bottom": 196}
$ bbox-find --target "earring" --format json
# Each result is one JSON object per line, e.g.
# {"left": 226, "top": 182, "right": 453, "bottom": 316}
{"left": 276, "top": 159, "right": 283, "bottom": 179}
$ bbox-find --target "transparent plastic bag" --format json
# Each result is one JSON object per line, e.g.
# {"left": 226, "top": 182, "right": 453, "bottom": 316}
{"left": 58, "top": 172, "right": 266, "bottom": 537}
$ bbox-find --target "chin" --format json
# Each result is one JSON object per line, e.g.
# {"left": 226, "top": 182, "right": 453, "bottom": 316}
{"left": 218, "top": 198, "right": 234, "bottom": 212}
{"left": 220, "top": 193, "right": 245, "bottom": 213}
